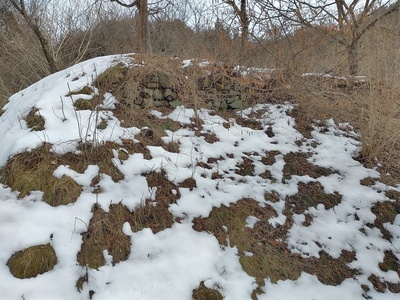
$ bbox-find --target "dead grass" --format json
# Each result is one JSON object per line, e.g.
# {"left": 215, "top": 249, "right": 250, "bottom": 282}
{"left": 77, "top": 203, "right": 132, "bottom": 269}
{"left": 286, "top": 76, "right": 400, "bottom": 184}
{"left": 235, "top": 157, "right": 255, "bottom": 176}
{"left": 1, "top": 145, "right": 82, "bottom": 206}
{"left": 112, "top": 104, "right": 181, "bottom": 153}
{"left": 25, "top": 107, "right": 45, "bottom": 131}
{"left": 371, "top": 200, "right": 400, "bottom": 241}
{"left": 282, "top": 152, "right": 334, "bottom": 181}
{"left": 78, "top": 170, "right": 180, "bottom": 269}
{"left": 378, "top": 250, "right": 400, "bottom": 293}
{"left": 124, "top": 170, "right": 178, "bottom": 234}
{"left": 7, "top": 244, "right": 57, "bottom": 278}
{"left": 0, "top": 141, "right": 139, "bottom": 205}
{"left": 192, "top": 281, "right": 223, "bottom": 300}
{"left": 66, "top": 86, "right": 93, "bottom": 97}
{"left": 63, "top": 142, "right": 126, "bottom": 183}
{"left": 285, "top": 181, "right": 342, "bottom": 215}
{"left": 192, "top": 197, "right": 356, "bottom": 297}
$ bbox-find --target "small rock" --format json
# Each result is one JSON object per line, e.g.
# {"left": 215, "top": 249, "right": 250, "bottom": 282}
{"left": 143, "top": 98, "right": 154, "bottom": 108}
{"left": 157, "top": 71, "right": 172, "bottom": 89}
{"left": 227, "top": 96, "right": 239, "bottom": 104}
{"left": 265, "top": 126, "right": 275, "bottom": 138}
{"left": 147, "top": 82, "right": 159, "bottom": 89}
{"left": 229, "top": 100, "right": 243, "bottom": 109}
{"left": 220, "top": 100, "right": 228, "bottom": 110}
{"left": 153, "top": 89, "right": 163, "bottom": 100}
{"left": 169, "top": 99, "right": 183, "bottom": 108}
{"left": 163, "top": 88, "right": 173, "bottom": 98}
{"left": 155, "top": 100, "right": 167, "bottom": 107}
{"left": 142, "top": 88, "right": 153, "bottom": 97}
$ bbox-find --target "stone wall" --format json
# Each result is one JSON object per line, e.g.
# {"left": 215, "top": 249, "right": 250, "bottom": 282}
{"left": 95, "top": 61, "right": 277, "bottom": 110}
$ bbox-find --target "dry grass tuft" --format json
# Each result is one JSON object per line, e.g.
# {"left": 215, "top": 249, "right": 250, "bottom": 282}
{"left": 378, "top": 250, "right": 400, "bottom": 293}
{"left": 357, "top": 85, "right": 400, "bottom": 167}
{"left": 0, "top": 141, "right": 138, "bottom": 205}
{"left": 192, "top": 281, "right": 223, "bottom": 300}
{"left": 112, "top": 104, "right": 181, "bottom": 152}
{"left": 371, "top": 200, "right": 400, "bottom": 241}
{"left": 145, "top": 169, "right": 181, "bottom": 203}
{"left": 93, "top": 63, "right": 129, "bottom": 93}
{"left": 63, "top": 142, "right": 125, "bottom": 183}
{"left": 1, "top": 145, "right": 82, "bottom": 206}
{"left": 193, "top": 196, "right": 356, "bottom": 296}
{"left": 127, "top": 198, "right": 175, "bottom": 234}
{"left": 7, "top": 244, "right": 57, "bottom": 278}
{"left": 282, "top": 152, "right": 334, "bottom": 180}
{"left": 235, "top": 157, "right": 255, "bottom": 176}
{"left": 285, "top": 181, "right": 342, "bottom": 215}
{"left": 25, "top": 107, "right": 45, "bottom": 131}
{"left": 66, "top": 86, "right": 93, "bottom": 96}
{"left": 77, "top": 203, "right": 132, "bottom": 269}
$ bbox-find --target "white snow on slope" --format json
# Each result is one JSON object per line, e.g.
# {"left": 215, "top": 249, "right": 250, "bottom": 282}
{"left": 0, "top": 54, "right": 399, "bottom": 300}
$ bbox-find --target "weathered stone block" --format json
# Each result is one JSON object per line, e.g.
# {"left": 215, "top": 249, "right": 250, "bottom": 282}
{"left": 169, "top": 99, "right": 183, "bottom": 108}
{"left": 143, "top": 98, "right": 154, "bottom": 108}
{"left": 155, "top": 100, "right": 167, "bottom": 107}
{"left": 147, "top": 82, "right": 159, "bottom": 89}
{"left": 142, "top": 88, "right": 153, "bottom": 97}
{"left": 229, "top": 100, "right": 243, "bottom": 109}
{"left": 227, "top": 96, "right": 239, "bottom": 104}
{"left": 157, "top": 71, "right": 172, "bottom": 89}
{"left": 153, "top": 89, "right": 163, "bottom": 100}
{"left": 220, "top": 100, "right": 228, "bottom": 110}
{"left": 163, "top": 88, "right": 173, "bottom": 98}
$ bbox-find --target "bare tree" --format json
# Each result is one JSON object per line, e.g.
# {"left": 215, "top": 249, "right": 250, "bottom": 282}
{"left": 109, "top": 0, "right": 154, "bottom": 53}
{"left": 257, "top": 0, "right": 400, "bottom": 75}
{"left": 221, "top": 0, "right": 250, "bottom": 45}
{"left": 4, "top": 0, "right": 58, "bottom": 73}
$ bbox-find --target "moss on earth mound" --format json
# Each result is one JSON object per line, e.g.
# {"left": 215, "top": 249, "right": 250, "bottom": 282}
{"left": 77, "top": 203, "right": 132, "bottom": 269}
{"left": 0, "top": 142, "right": 137, "bottom": 205}
{"left": 1, "top": 145, "right": 82, "bottom": 206}
{"left": 7, "top": 244, "right": 57, "bottom": 278}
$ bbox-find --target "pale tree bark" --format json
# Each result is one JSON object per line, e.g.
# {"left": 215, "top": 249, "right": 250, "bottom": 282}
{"left": 257, "top": 0, "right": 400, "bottom": 75}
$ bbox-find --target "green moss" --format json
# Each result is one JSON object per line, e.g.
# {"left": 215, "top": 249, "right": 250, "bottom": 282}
{"left": 93, "top": 63, "right": 128, "bottom": 91}
{"left": 77, "top": 204, "right": 132, "bottom": 269}
{"left": 7, "top": 244, "right": 57, "bottom": 279}
{"left": 1, "top": 146, "right": 82, "bottom": 206}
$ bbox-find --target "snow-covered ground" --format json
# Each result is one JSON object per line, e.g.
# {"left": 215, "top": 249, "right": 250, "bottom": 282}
{"left": 0, "top": 55, "right": 399, "bottom": 299}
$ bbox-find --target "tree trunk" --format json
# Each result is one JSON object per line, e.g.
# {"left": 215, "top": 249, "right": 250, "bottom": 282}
{"left": 28, "top": 18, "right": 58, "bottom": 73}
{"left": 347, "top": 40, "right": 359, "bottom": 76}
{"left": 240, "top": 0, "right": 248, "bottom": 46}
{"left": 138, "top": 0, "right": 151, "bottom": 54}
{"left": 7, "top": 0, "right": 58, "bottom": 73}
